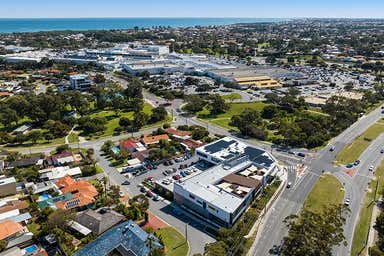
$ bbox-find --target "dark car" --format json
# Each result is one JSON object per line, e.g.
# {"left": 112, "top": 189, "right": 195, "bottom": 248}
{"left": 297, "top": 152, "right": 306, "bottom": 158}
{"left": 121, "top": 180, "right": 130, "bottom": 186}
{"left": 140, "top": 187, "right": 147, "bottom": 193}
{"left": 346, "top": 163, "right": 354, "bottom": 169}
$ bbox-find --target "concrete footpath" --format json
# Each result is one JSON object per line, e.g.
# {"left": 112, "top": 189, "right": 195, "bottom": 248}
{"left": 246, "top": 167, "right": 288, "bottom": 255}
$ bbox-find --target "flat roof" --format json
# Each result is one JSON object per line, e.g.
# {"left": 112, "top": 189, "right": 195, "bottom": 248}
{"left": 176, "top": 159, "right": 254, "bottom": 213}
{"left": 198, "top": 137, "right": 275, "bottom": 168}
{"left": 0, "top": 177, "right": 16, "bottom": 186}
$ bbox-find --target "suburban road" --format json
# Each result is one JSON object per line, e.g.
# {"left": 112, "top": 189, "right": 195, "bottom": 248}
{"left": 249, "top": 105, "right": 384, "bottom": 255}
{"left": 17, "top": 78, "right": 383, "bottom": 255}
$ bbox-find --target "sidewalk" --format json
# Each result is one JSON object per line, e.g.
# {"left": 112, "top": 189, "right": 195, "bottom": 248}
{"left": 367, "top": 202, "right": 381, "bottom": 254}
{"left": 246, "top": 167, "right": 288, "bottom": 255}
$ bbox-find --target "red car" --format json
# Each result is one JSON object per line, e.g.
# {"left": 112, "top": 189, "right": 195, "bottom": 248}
{"left": 172, "top": 175, "right": 181, "bottom": 180}
{"left": 146, "top": 190, "right": 153, "bottom": 198}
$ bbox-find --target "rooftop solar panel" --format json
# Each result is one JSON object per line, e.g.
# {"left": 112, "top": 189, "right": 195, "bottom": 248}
{"left": 204, "top": 139, "right": 237, "bottom": 154}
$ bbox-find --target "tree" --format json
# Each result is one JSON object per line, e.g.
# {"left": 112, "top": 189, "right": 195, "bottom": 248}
{"left": 133, "top": 111, "right": 149, "bottom": 130}
{"left": 209, "top": 94, "right": 229, "bottom": 115}
{"left": 261, "top": 105, "right": 279, "bottom": 119}
{"left": 184, "top": 95, "right": 207, "bottom": 113}
{"left": 280, "top": 205, "right": 347, "bottom": 256}
{"left": 163, "top": 91, "right": 175, "bottom": 102}
{"left": 230, "top": 108, "right": 265, "bottom": 138}
{"left": 204, "top": 241, "right": 228, "bottom": 256}
{"left": 94, "top": 73, "right": 106, "bottom": 84}
{"left": 28, "top": 130, "right": 43, "bottom": 144}
{"left": 56, "top": 144, "right": 69, "bottom": 153}
{"left": 46, "top": 209, "right": 75, "bottom": 230}
{"left": 150, "top": 106, "right": 167, "bottom": 123}
{"left": 45, "top": 133, "right": 54, "bottom": 143}
{"left": 0, "top": 240, "right": 6, "bottom": 252}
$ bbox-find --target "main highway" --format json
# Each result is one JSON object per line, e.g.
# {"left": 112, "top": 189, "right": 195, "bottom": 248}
{"left": 248, "top": 105, "right": 384, "bottom": 255}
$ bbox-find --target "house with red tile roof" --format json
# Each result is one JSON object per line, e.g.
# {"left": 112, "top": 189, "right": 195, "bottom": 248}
{"left": 181, "top": 138, "right": 205, "bottom": 150}
{"left": 0, "top": 220, "right": 33, "bottom": 249}
{"left": 141, "top": 134, "right": 169, "bottom": 146}
{"left": 54, "top": 176, "right": 98, "bottom": 210}
{"left": 119, "top": 138, "right": 147, "bottom": 153}
{"left": 165, "top": 128, "right": 191, "bottom": 141}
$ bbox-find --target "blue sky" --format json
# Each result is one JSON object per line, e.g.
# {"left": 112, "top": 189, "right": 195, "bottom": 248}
{"left": 1, "top": 0, "right": 383, "bottom": 18}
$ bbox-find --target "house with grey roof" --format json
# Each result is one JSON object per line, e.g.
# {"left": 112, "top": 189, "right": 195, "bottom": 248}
{"left": 73, "top": 220, "right": 163, "bottom": 256}
{"left": 75, "top": 209, "right": 124, "bottom": 235}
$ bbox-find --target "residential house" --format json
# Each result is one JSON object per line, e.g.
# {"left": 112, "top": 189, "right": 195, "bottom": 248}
{"left": 73, "top": 220, "right": 162, "bottom": 256}
{"left": 119, "top": 138, "right": 147, "bottom": 153}
{"left": 0, "top": 220, "right": 33, "bottom": 249}
{"left": 165, "top": 127, "right": 191, "bottom": 141}
{"left": 0, "top": 200, "right": 28, "bottom": 215}
{"left": 76, "top": 209, "right": 124, "bottom": 235}
{"left": 39, "top": 166, "right": 82, "bottom": 181}
{"left": 0, "top": 177, "right": 17, "bottom": 197}
{"left": 54, "top": 176, "right": 98, "bottom": 210}
{"left": 12, "top": 124, "right": 32, "bottom": 135}
{"left": 141, "top": 134, "right": 169, "bottom": 146}
{"left": 6, "top": 155, "right": 42, "bottom": 169}
{"left": 181, "top": 138, "right": 205, "bottom": 150}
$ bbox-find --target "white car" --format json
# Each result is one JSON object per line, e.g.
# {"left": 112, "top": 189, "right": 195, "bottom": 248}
{"left": 119, "top": 191, "right": 125, "bottom": 197}
{"left": 369, "top": 166, "right": 375, "bottom": 172}
{"left": 344, "top": 198, "right": 350, "bottom": 206}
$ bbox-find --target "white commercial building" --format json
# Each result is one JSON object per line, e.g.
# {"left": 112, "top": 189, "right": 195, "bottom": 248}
{"left": 174, "top": 137, "right": 278, "bottom": 228}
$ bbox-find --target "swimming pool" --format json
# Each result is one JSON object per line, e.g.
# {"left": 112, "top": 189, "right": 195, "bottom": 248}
{"left": 25, "top": 244, "right": 38, "bottom": 254}
{"left": 38, "top": 193, "right": 51, "bottom": 201}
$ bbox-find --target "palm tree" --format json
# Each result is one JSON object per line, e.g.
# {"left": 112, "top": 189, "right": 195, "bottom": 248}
{"left": 101, "top": 176, "right": 108, "bottom": 197}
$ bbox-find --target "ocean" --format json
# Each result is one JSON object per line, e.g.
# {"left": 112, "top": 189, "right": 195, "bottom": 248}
{"left": 0, "top": 18, "right": 287, "bottom": 34}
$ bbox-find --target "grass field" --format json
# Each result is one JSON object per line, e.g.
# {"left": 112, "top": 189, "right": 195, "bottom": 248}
{"left": 68, "top": 132, "right": 79, "bottom": 143}
{"left": 303, "top": 174, "right": 344, "bottom": 213}
{"left": 155, "top": 227, "right": 189, "bottom": 256}
{"left": 222, "top": 93, "right": 242, "bottom": 101}
{"left": 336, "top": 120, "right": 384, "bottom": 164}
{"left": 197, "top": 101, "right": 267, "bottom": 129}
{"left": 87, "top": 103, "right": 156, "bottom": 138}
{"left": 351, "top": 160, "right": 384, "bottom": 256}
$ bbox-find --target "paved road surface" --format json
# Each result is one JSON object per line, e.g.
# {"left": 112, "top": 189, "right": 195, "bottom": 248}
{"left": 249, "top": 105, "right": 384, "bottom": 255}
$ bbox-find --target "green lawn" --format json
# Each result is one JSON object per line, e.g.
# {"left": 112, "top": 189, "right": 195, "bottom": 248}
{"left": 68, "top": 132, "right": 79, "bottom": 143}
{"left": 351, "top": 160, "right": 384, "bottom": 256}
{"left": 336, "top": 120, "right": 384, "bottom": 164}
{"left": 87, "top": 103, "right": 156, "bottom": 139}
{"left": 303, "top": 174, "right": 344, "bottom": 213}
{"left": 155, "top": 227, "right": 189, "bottom": 256}
{"left": 197, "top": 101, "right": 267, "bottom": 129}
{"left": 222, "top": 93, "right": 242, "bottom": 101}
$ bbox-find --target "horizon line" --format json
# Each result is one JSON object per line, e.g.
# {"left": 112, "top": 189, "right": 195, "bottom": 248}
{"left": 0, "top": 16, "right": 383, "bottom": 19}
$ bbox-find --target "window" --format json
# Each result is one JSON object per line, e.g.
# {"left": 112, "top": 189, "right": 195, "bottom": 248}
{"left": 208, "top": 205, "right": 216, "bottom": 212}
{"left": 189, "top": 194, "right": 195, "bottom": 200}
{"left": 196, "top": 151, "right": 207, "bottom": 158}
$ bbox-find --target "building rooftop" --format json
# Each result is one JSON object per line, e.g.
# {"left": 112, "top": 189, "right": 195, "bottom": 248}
{"left": 198, "top": 137, "right": 275, "bottom": 168}
{"left": 0, "top": 220, "right": 24, "bottom": 240}
{"left": 0, "top": 177, "right": 16, "bottom": 186}
{"left": 73, "top": 220, "right": 162, "bottom": 256}
{"left": 76, "top": 209, "right": 124, "bottom": 235}
{"left": 176, "top": 158, "right": 255, "bottom": 213}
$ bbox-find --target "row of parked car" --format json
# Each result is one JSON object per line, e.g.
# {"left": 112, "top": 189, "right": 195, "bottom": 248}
{"left": 162, "top": 167, "right": 199, "bottom": 184}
